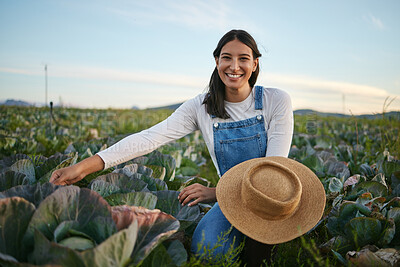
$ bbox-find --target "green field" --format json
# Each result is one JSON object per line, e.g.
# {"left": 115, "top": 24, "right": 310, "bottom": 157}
{"left": 1, "top": 105, "right": 399, "bottom": 266}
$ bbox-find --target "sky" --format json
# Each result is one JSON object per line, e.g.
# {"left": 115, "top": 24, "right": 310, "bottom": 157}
{"left": 0, "top": 0, "right": 399, "bottom": 114}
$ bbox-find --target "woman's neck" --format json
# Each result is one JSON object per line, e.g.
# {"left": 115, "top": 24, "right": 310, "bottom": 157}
{"left": 225, "top": 85, "right": 252, "bottom": 103}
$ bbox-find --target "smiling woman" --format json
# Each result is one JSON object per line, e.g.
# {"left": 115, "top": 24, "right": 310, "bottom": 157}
{"left": 49, "top": 29, "right": 294, "bottom": 265}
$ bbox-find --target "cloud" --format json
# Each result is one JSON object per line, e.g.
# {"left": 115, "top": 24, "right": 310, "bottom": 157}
{"left": 0, "top": 67, "right": 41, "bottom": 76}
{"left": 107, "top": 0, "right": 231, "bottom": 31}
{"left": 259, "top": 72, "right": 389, "bottom": 98}
{"left": 0, "top": 65, "right": 208, "bottom": 90}
{"left": 105, "top": 0, "right": 261, "bottom": 34}
{"left": 364, "top": 14, "right": 385, "bottom": 30}
{"left": 258, "top": 72, "right": 400, "bottom": 114}
{"left": 58, "top": 65, "right": 208, "bottom": 89}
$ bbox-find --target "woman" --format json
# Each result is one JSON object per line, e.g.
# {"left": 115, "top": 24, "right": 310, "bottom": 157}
{"left": 50, "top": 29, "right": 293, "bottom": 263}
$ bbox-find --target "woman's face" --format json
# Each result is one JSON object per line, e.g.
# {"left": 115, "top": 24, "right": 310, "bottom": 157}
{"left": 215, "top": 39, "right": 258, "bottom": 94}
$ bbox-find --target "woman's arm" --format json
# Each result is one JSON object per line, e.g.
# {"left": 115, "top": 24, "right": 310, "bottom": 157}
{"left": 50, "top": 96, "right": 201, "bottom": 185}
{"left": 265, "top": 89, "right": 294, "bottom": 157}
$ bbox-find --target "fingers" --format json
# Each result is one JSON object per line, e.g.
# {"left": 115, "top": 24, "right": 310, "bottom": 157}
{"left": 178, "top": 185, "right": 195, "bottom": 201}
{"left": 182, "top": 192, "right": 201, "bottom": 207}
{"left": 187, "top": 197, "right": 202, "bottom": 207}
{"left": 178, "top": 184, "right": 206, "bottom": 207}
{"left": 51, "top": 175, "right": 74, "bottom": 186}
{"left": 49, "top": 170, "right": 61, "bottom": 183}
{"left": 51, "top": 174, "right": 67, "bottom": 185}
{"left": 178, "top": 189, "right": 196, "bottom": 206}
{"left": 178, "top": 184, "right": 198, "bottom": 201}
{"left": 50, "top": 171, "right": 66, "bottom": 185}
{"left": 50, "top": 165, "right": 83, "bottom": 186}
{"left": 49, "top": 169, "right": 75, "bottom": 186}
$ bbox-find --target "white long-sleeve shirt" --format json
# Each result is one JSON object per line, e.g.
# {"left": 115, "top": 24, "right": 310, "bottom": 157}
{"left": 97, "top": 86, "right": 293, "bottom": 176}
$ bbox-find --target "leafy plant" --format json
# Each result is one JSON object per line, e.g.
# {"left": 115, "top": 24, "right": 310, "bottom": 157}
{"left": 0, "top": 185, "right": 182, "bottom": 266}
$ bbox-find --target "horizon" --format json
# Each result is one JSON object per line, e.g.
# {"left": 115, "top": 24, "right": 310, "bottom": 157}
{"left": 1, "top": 0, "right": 399, "bottom": 115}
{"left": 2, "top": 98, "right": 399, "bottom": 116}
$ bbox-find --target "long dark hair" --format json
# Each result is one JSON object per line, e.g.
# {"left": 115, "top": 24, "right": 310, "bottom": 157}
{"left": 203, "top": 29, "right": 262, "bottom": 119}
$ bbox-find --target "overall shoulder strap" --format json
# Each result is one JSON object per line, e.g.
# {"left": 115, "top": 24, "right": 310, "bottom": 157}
{"left": 254, "top": 86, "right": 263, "bottom": 110}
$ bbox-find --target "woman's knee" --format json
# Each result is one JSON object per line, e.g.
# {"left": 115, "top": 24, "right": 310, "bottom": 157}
{"left": 190, "top": 203, "right": 244, "bottom": 256}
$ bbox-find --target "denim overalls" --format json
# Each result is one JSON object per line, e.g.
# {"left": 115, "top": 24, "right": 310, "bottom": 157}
{"left": 191, "top": 86, "right": 268, "bottom": 256}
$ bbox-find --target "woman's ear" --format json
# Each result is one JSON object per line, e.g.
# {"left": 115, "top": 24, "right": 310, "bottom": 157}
{"left": 215, "top": 56, "right": 219, "bottom": 68}
{"left": 253, "top": 58, "right": 259, "bottom": 72}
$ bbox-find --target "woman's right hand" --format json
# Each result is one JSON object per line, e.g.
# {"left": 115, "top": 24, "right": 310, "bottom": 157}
{"left": 49, "top": 164, "right": 84, "bottom": 185}
{"left": 49, "top": 155, "right": 105, "bottom": 185}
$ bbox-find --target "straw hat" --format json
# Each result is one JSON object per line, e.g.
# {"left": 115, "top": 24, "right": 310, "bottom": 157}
{"left": 216, "top": 156, "right": 326, "bottom": 244}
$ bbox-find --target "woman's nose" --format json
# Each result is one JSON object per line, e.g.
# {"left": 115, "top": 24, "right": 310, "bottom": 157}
{"left": 230, "top": 59, "right": 240, "bottom": 71}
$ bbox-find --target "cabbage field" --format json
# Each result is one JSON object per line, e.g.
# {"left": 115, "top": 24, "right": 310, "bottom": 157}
{"left": 1, "top": 105, "right": 399, "bottom": 266}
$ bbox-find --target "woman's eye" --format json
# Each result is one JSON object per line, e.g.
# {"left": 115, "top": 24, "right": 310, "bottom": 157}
{"left": 240, "top": 57, "right": 249, "bottom": 61}
{"left": 222, "top": 56, "right": 231, "bottom": 60}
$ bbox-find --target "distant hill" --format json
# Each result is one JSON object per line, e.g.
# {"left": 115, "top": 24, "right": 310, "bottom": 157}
{"left": 293, "top": 109, "right": 400, "bottom": 120}
{"left": 357, "top": 111, "right": 400, "bottom": 120}
{"left": 293, "top": 109, "right": 348, "bottom": 117}
{"left": 147, "top": 103, "right": 183, "bottom": 110}
{"left": 0, "top": 99, "right": 33, "bottom": 107}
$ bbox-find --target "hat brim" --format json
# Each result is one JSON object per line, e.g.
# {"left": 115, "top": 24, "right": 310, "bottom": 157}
{"left": 216, "top": 156, "right": 326, "bottom": 244}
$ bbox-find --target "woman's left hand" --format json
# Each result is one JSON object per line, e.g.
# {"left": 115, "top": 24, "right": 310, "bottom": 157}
{"left": 178, "top": 183, "right": 216, "bottom": 207}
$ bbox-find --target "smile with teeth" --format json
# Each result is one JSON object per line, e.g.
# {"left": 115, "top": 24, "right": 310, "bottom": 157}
{"left": 226, "top": 73, "right": 243, "bottom": 78}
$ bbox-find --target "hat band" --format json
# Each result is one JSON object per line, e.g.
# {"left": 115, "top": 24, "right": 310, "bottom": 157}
{"left": 241, "top": 160, "right": 302, "bottom": 221}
